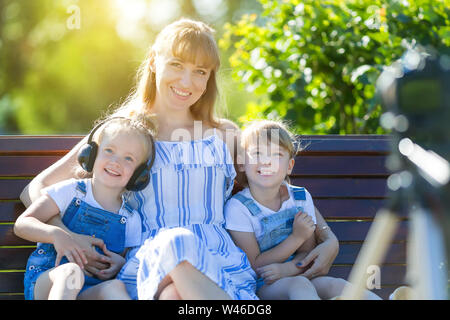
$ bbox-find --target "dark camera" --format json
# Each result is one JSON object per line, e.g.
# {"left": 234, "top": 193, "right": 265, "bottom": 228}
{"left": 378, "top": 47, "right": 450, "bottom": 155}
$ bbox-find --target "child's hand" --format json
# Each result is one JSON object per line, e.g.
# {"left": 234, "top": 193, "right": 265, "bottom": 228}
{"left": 52, "top": 229, "right": 87, "bottom": 269}
{"left": 292, "top": 211, "right": 316, "bottom": 243}
{"left": 95, "top": 244, "right": 126, "bottom": 280}
{"left": 256, "top": 263, "right": 286, "bottom": 285}
{"left": 70, "top": 233, "right": 112, "bottom": 275}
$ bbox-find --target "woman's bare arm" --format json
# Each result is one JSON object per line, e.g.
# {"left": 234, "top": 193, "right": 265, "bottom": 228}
{"left": 20, "top": 136, "right": 88, "bottom": 208}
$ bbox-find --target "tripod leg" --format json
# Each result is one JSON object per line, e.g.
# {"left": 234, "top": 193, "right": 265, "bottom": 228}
{"left": 341, "top": 209, "right": 399, "bottom": 300}
{"left": 408, "top": 206, "right": 448, "bottom": 299}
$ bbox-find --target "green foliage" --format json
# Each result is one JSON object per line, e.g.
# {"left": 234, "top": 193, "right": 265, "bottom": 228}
{"left": 1, "top": 0, "right": 142, "bottom": 134}
{"left": 220, "top": 0, "right": 450, "bottom": 134}
{"left": 0, "top": 0, "right": 262, "bottom": 134}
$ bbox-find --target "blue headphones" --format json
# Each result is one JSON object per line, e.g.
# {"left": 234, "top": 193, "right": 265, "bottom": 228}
{"left": 77, "top": 117, "right": 156, "bottom": 191}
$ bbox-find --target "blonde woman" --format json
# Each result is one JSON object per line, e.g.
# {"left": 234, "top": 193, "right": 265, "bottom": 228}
{"left": 21, "top": 19, "right": 339, "bottom": 300}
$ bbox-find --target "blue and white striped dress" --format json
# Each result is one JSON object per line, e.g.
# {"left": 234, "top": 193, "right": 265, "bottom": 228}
{"left": 117, "top": 131, "right": 258, "bottom": 300}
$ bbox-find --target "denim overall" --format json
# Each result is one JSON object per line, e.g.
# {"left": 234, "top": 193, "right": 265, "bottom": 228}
{"left": 23, "top": 180, "right": 132, "bottom": 300}
{"left": 233, "top": 185, "right": 307, "bottom": 290}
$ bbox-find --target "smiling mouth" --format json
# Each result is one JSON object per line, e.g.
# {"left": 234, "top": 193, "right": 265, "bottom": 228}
{"left": 258, "top": 169, "right": 275, "bottom": 176}
{"left": 104, "top": 168, "right": 121, "bottom": 177}
{"left": 171, "top": 86, "right": 191, "bottom": 97}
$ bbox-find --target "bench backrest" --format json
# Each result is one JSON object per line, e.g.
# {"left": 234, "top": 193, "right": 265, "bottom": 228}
{"left": 0, "top": 135, "right": 406, "bottom": 299}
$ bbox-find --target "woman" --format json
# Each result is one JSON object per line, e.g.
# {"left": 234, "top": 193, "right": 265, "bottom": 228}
{"left": 20, "top": 18, "right": 338, "bottom": 300}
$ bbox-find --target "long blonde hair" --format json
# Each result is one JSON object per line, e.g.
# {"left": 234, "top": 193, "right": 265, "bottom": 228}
{"left": 115, "top": 18, "right": 221, "bottom": 130}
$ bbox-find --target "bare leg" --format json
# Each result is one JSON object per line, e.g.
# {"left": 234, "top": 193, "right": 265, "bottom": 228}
{"left": 78, "top": 279, "right": 131, "bottom": 300}
{"left": 34, "top": 263, "right": 84, "bottom": 300}
{"left": 155, "top": 275, "right": 182, "bottom": 300}
{"left": 167, "top": 261, "right": 231, "bottom": 300}
{"left": 311, "top": 276, "right": 382, "bottom": 300}
{"left": 159, "top": 283, "right": 182, "bottom": 300}
{"left": 258, "top": 276, "right": 320, "bottom": 300}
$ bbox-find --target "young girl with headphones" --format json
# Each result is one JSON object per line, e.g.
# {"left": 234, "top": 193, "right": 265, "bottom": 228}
{"left": 14, "top": 116, "right": 155, "bottom": 299}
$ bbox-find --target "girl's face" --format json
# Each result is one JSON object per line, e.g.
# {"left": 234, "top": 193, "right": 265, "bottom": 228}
{"left": 152, "top": 53, "right": 212, "bottom": 113}
{"left": 242, "top": 140, "right": 295, "bottom": 191}
{"left": 93, "top": 131, "right": 147, "bottom": 190}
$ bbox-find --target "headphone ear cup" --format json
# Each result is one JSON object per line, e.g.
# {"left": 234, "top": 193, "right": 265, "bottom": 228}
{"left": 126, "top": 163, "right": 150, "bottom": 191}
{"left": 77, "top": 142, "right": 98, "bottom": 172}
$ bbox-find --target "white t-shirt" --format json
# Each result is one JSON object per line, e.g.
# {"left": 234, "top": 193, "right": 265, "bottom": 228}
{"left": 42, "top": 178, "right": 142, "bottom": 248}
{"left": 224, "top": 182, "right": 316, "bottom": 242}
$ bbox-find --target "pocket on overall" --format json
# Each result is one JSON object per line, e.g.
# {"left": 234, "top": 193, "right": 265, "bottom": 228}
{"left": 268, "top": 224, "right": 292, "bottom": 248}
{"left": 69, "top": 206, "right": 125, "bottom": 254}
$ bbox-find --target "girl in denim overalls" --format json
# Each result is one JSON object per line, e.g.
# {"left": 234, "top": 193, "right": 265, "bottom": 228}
{"left": 14, "top": 117, "right": 154, "bottom": 299}
{"left": 225, "top": 120, "right": 382, "bottom": 300}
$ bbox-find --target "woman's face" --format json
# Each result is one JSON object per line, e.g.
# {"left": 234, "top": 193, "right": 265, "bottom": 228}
{"left": 152, "top": 53, "right": 212, "bottom": 113}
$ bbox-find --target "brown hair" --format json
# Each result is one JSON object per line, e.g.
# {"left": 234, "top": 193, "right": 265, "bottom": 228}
{"left": 241, "top": 119, "right": 298, "bottom": 159}
{"left": 115, "top": 18, "right": 221, "bottom": 130}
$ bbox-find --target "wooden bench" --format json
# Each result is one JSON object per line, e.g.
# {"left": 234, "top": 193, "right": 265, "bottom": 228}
{"left": 0, "top": 135, "right": 406, "bottom": 299}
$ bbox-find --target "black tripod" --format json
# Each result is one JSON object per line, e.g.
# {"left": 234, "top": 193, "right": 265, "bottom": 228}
{"left": 341, "top": 46, "right": 450, "bottom": 299}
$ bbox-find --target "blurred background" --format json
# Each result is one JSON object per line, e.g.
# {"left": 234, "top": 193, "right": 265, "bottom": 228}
{"left": 0, "top": 0, "right": 448, "bottom": 135}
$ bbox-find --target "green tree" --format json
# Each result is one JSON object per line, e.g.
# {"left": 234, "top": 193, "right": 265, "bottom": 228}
{"left": 220, "top": 0, "right": 450, "bottom": 134}
{"left": 0, "top": 0, "right": 263, "bottom": 134}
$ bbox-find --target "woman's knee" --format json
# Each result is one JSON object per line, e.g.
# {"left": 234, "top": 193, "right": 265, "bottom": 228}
{"left": 158, "top": 283, "right": 181, "bottom": 300}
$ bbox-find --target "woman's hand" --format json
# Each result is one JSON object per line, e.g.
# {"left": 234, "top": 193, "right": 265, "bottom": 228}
{"left": 47, "top": 215, "right": 111, "bottom": 275}
{"left": 52, "top": 228, "right": 88, "bottom": 269}
{"left": 295, "top": 238, "right": 339, "bottom": 279}
{"left": 95, "top": 245, "right": 126, "bottom": 280}
{"left": 70, "top": 233, "right": 112, "bottom": 276}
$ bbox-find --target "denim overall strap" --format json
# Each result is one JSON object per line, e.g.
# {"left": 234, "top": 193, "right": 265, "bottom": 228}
{"left": 61, "top": 180, "right": 88, "bottom": 229}
{"left": 233, "top": 193, "right": 263, "bottom": 218}
{"left": 290, "top": 185, "right": 306, "bottom": 201}
{"left": 76, "top": 180, "right": 87, "bottom": 195}
{"left": 290, "top": 185, "right": 307, "bottom": 218}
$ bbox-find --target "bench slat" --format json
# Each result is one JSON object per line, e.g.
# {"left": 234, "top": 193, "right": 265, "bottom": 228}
{"left": 0, "top": 225, "right": 35, "bottom": 246}
{"left": 0, "top": 248, "right": 35, "bottom": 270}
{"left": 292, "top": 155, "right": 389, "bottom": 176}
{"left": 0, "top": 155, "right": 390, "bottom": 177}
{"left": 0, "top": 202, "right": 25, "bottom": 222}
{"left": 314, "top": 198, "right": 407, "bottom": 219}
{"left": 0, "top": 272, "right": 24, "bottom": 293}
{"left": 298, "top": 135, "right": 391, "bottom": 154}
{"left": 0, "top": 221, "right": 407, "bottom": 247}
{"left": 1, "top": 199, "right": 404, "bottom": 223}
{"left": 0, "top": 156, "right": 62, "bottom": 177}
{"left": 291, "top": 177, "right": 387, "bottom": 198}
{"left": 0, "top": 177, "right": 390, "bottom": 200}
{"left": 0, "top": 179, "right": 30, "bottom": 200}
{"left": 0, "top": 136, "right": 81, "bottom": 155}
{"left": 328, "top": 221, "right": 407, "bottom": 242}
{"left": 334, "top": 243, "right": 406, "bottom": 265}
